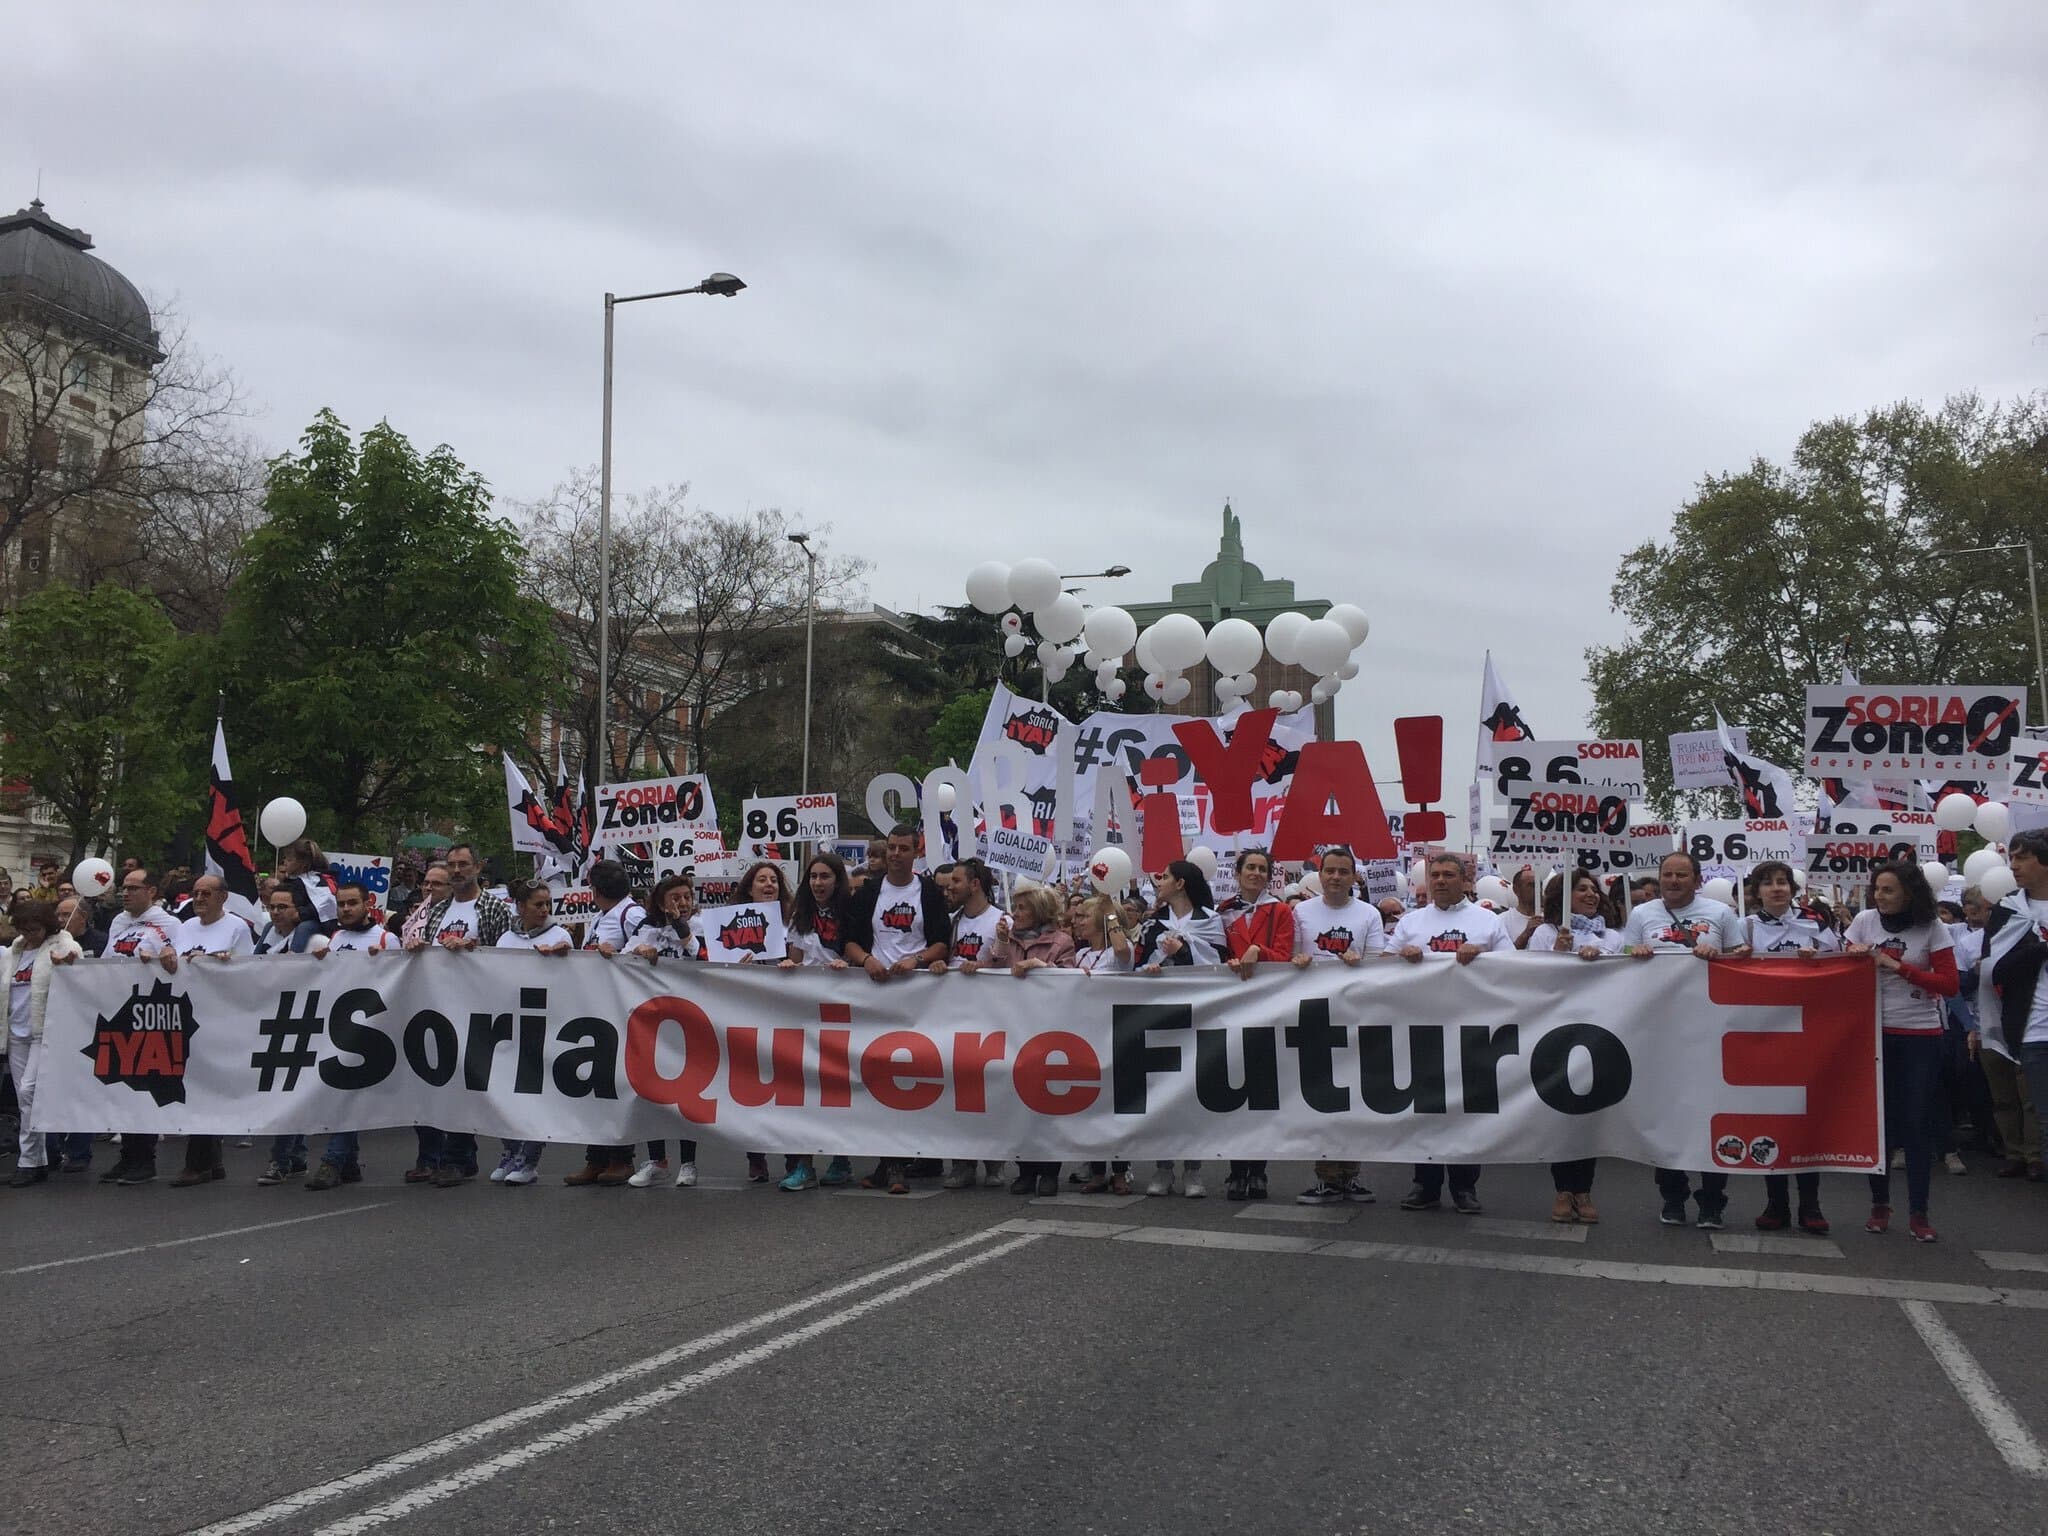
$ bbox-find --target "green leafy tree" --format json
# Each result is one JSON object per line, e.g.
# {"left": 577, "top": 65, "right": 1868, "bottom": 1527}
{"left": 1588, "top": 393, "right": 2048, "bottom": 810}
{"left": 211, "top": 411, "right": 563, "bottom": 846}
{"left": 0, "top": 583, "right": 194, "bottom": 862}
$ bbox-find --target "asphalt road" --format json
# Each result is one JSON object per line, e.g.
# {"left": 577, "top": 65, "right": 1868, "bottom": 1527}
{"left": 4, "top": 1137, "right": 2047, "bottom": 1536}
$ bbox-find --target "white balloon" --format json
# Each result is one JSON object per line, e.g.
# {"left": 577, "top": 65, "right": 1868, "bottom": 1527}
{"left": 1035, "top": 592, "right": 1086, "bottom": 644}
{"left": 1265, "top": 611, "right": 1311, "bottom": 665}
{"left": 1325, "top": 602, "right": 1371, "bottom": 647}
{"left": 1214, "top": 676, "right": 1244, "bottom": 702}
{"left": 1087, "top": 845, "right": 1133, "bottom": 895}
{"left": 1336, "top": 660, "right": 1360, "bottom": 681}
{"left": 1474, "top": 874, "right": 1513, "bottom": 905}
{"left": 1918, "top": 861, "right": 1951, "bottom": 890}
{"left": 1083, "top": 604, "right": 1138, "bottom": 658}
{"left": 1282, "top": 690, "right": 1305, "bottom": 712}
{"left": 1006, "top": 558, "right": 1062, "bottom": 614}
{"left": 1186, "top": 845, "right": 1218, "bottom": 879}
{"left": 259, "top": 796, "right": 307, "bottom": 846}
{"left": 1144, "top": 672, "right": 1170, "bottom": 700}
{"left": 1000, "top": 611, "right": 1024, "bottom": 636}
{"left": 1407, "top": 860, "right": 1427, "bottom": 890}
{"left": 1037, "top": 639, "right": 1063, "bottom": 668}
{"left": 1081, "top": 648, "right": 1108, "bottom": 671}
{"left": 306, "top": 933, "right": 332, "bottom": 956}
{"left": 1267, "top": 690, "right": 1291, "bottom": 710}
{"left": 1044, "top": 661, "right": 1071, "bottom": 685}
{"left": 72, "top": 857, "right": 114, "bottom": 897}
{"left": 1702, "top": 877, "right": 1736, "bottom": 904}
{"left": 1311, "top": 678, "right": 1335, "bottom": 704}
{"left": 1974, "top": 800, "right": 2014, "bottom": 844}
{"left": 1980, "top": 864, "right": 2020, "bottom": 901}
{"left": 1296, "top": 617, "right": 1354, "bottom": 676}
{"left": 934, "top": 782, "right": 958, "bottom": 814}
{"left": 1107, "top": 679, "right": 1127, "bottom": 701}
{"left": 1145, "top": 614, "right": 1208, "bottom": 672}
{"left": 1231, "top": 672, "right": 1258, "bottom": 694}
{"left": 1792, "top": 868, "right": 1808, "bottom": 890}
{"left": 1963, "top": 847, "right": 2006, "bottom": 884}
{"left": 1003, "top": 633, "right": 1027, "bottom": 657}
{"left": 1095, "top": 660, "right": 1119, "bottom": 685}
{"left": 1133, "top": 627, "right": 1160, "bottom": 675}
{"left": 965, "top": 561, "right": 1013, "bottom": 615}
{"left": 1204, "top": 616, "right": 1264, "bottom": 677}
{"left": 1166, "top": 675, "right": 1193, "bottom": 704}
{"left": 1934, "top": 792, "right": 1978, "bottom": 833}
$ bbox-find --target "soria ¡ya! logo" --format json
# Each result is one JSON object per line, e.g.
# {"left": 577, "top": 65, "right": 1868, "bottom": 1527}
{"left": 83, "top": 978, "right": 199, "bottom": 1107}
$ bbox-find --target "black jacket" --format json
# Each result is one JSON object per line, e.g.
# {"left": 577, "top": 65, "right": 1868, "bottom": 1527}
{"left": 1982, "top": 901, "right": 2042, "bottom": 1057}
{"left": 846, "top": 872, "right": 951, "bottom": 960}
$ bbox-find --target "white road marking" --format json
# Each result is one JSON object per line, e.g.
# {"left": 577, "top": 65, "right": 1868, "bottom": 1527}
{"left": 1901, "top": 1300, "right": 2048, "bottom": 1478}
{"left": 1977, "top": 1251, "right": 2048, "bottom": 1274}
{"left": 833, "top": 1186, "right": 946, "bottom": 1200}
{"left": 1031, "top": 1192, "right": 1147, "bottom": 1208}
{"left": 0, "top": 1204, "right": 392, "bottom": 1278}
{"left": 1233, "top": 1205, "right": 1359, "bottom": 1225}
{"left": 991, "top": 1219, "right": 2048, "bottom": 1309}
{"left": 1460, "top": 1216, "right": 1588, "bottom": 1246}
{"left": 189, "top": 1224, "right": 1022, "bottom": 1535}
{"left": 1710, "top": 1233, "right": 1844, "bottom": 1260}
{"left": 308, "top": 1232, "right": 1044, "bottom": 1533}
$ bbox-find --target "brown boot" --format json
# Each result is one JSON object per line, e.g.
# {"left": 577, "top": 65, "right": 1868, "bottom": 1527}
{"left": 1572, "top": 1192, "right": 1600, "bottom": 1224}
{"left": 595, "top": 1160, "right": 636, "bottom": 1186}
{"left": 563, "top": 1161, "right": 607, "bottom": 1186}
{"left": 1549, "top": 1191, "right": 1576, "bottom": 1223}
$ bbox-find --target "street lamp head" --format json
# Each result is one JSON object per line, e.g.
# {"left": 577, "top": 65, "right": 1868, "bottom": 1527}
{"left": 787, "top": 531, "right": 811, "bottom": 547}
{"left": 1104, "top": 565, "right": 1132, "bottom": 578}
{"left": 700, "top": 272, "right": 746, "bottom": 297}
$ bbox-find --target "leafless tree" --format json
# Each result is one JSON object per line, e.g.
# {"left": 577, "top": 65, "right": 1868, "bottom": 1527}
{"left": 515, "top": 469, "right": 868, "bottom": 783}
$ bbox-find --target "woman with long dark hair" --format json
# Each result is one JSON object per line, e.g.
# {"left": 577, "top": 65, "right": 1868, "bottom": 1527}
{"left": 780, "top": 852, "right": 856, "bottom": 1189}
{"left": 1222, "top": 847, "right": 1290, "bottom": 1200}
{"left": 1845, "top": 860, "right": 1957, "bottom": 1242}
{"left": 1743, "top": 858, "right": 1840, "bottom": 1234}
{"left": 1521, "top": 867, "right": 1623, "bottom": 1224}
{"left": 1135, "top": 860, "right": 1225, "bottom": 1198}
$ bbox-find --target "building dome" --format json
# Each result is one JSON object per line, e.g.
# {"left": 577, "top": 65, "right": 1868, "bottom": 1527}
{"left": 0, "top": 199, "right": 161, "bottom": 362}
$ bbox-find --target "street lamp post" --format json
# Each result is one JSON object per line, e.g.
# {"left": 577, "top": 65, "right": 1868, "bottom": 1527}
{"left": 1932, "top": 542, "right": 2048, "bottom": 723}
{"left": 597, "top": 272, "right": 745, "bottom": 780}
{"left": 787, "top": 532, "right": 818, "bottom": 793}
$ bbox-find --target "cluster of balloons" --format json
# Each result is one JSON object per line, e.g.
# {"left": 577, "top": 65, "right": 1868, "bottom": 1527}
{"left": 965, "top": 559, "right": 1370, "bottom": 711}
{"left": 1925, "top": 792, "right": 2020, "bottom": 900}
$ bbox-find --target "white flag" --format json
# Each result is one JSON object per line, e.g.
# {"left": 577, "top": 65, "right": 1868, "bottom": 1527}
{"left": 1475, "top": 651, "right": 1535, "bottom": 774}
{"left": 1716, "top": 709, "right": 1798, "bottom": 820}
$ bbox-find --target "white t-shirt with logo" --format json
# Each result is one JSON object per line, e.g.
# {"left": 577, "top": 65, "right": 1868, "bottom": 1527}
{"left": 1523, "top": 916, "right": 1622, "bottom": 955}
{"left": 9, "top": 953, "right": 34, "bottom": 1038}
{"left": 331, "top": 923, "right": 399, "bottom": 953}
{"left": 869, "top": 878, "right": 928, "bottom": 968}
{"left": 1747, "top": 907, "right": 1840, "bottom": 958}
{"left": 1294, "top": 897, "right": 1387, "bottom": 962}
{"left": 1391, "top": 899, "right": 1512, "bottom": 957}
{"left": 1621, "top": 897, "right": 1746, "bottom": 955}
{"left": 108, "top": 907, "right": 175, "bottom": 961}
{"left": 1075, "top": 944, "right": 1131, "bottom": 975}
{"left": 178, "top": 914, "right": 256, "bottom": 961}
{"left": 950, "top": 905, "right": 1005, "bottom": 966}
{"left": 584, "top": 898, "right": 647, "bottom": 952}
{"left": 497, "top": 924, "right": 573, "bottom": 952}
{"left": 432, "top": 899, "right": 481, "bottom": 946}
{"left": 1845, "top": 910, "right": 1952, "bottom": 1036}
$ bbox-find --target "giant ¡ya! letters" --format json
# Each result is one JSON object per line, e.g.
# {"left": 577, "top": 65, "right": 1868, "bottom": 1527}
{"left": 1173, "top": 708, "right": 1397, "bottom": 861}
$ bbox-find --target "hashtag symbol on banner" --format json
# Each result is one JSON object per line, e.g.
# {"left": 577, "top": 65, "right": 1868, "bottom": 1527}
{"left": 1070, "top": 725, "right": 1109, "bottom": 771}
{"left": 251, "top": 991, "right": 325, "bottom": 1091}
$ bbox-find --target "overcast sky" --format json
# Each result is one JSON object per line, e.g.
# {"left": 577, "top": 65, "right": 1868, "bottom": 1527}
{"left": 14, "top": 2, "right": 2047, "bottom": 807}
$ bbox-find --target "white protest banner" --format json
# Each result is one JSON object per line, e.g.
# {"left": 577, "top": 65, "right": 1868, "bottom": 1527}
{"left": 39, "top": 952, "right": 1881, "bottom": 1173}
{"left": 981, "top": 821, "right": 1056, "bottom": 881}
{"left": 1680, "top": 818, "right": 1799, "bottom": 867}
{"left": 1670, "top": 727, "right": 1748, "bottom": 790}
{"left": 1492, "top": 739, "right": 1645, "bottom": 802}
{"left": 549, "top": 885, "right": 598, "bottom": 925}
{"left": 594, "top": 775, "right": 718, "bottom": 883}
{"left": 1362, "top": 860, "right": 1402, "bottom": 904}
{"left": 1498, "top": 780, "right": 1633, "bottom": 851}
{"left": 741, "top": 792, "right": 839, "bottom": 854}
{"left": 327, "top": 851, "right": 394, "bottom": 910}
{"left": 692, "top": 854, "right": 747, "bottom": 900}
{"left": 1804, "top": 684, "right": 2026, "bottom": 780}
{"left": 693, "top": 900, "right": 789, "bottom": 963}
{"left": 2006, "top": 745, "right": 2048, "bottom": 807}
{"left": 1801, "top": 810, "right": 1939, "bottom": 878}
{"left": 1614, "top": 819, "right": 1678, "bottom": 874}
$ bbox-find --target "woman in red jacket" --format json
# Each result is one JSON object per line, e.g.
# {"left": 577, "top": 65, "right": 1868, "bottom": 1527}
{"left": 1844, "top": 860, "right": 1959, "bottom": 1243}
{"left": 1223, "top": 847, "right": 1291, "bottom": 1200}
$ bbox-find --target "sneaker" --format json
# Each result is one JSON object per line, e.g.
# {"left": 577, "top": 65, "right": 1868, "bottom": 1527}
{"left": 820, "top": 1157, "right": 853, "bottom": 1186}
{"left": 1224, "top": 1173, "right": 1249, "bottom": 1201}
{"left": 1399, "top": 1185, "right": 1438, "bottom": 1211}
{"left": 674, "top": 1162, "right": 697, "bottom": 1188}
{"left": 431, "top": 1164, "right": 470, "bottom": 1188}
{"left": 1996, "top": 1158, "right": 2028, "bottom": 1179}
{"left": 1943, "top": 1152, "right": 1966, "bottom": 1176}
{"left": 404, "top": 1165, "right": 435, "bottom": 1184}
{"left": 1145, "top": 1169, "right": 1174, "bottom": 1197}
{"left": 505, "top": 1162, "right": 539, "bottom": 1186}
{"left": 1296, "top": 1181, "right": 1343, "bottom": 1206}
{"left": 747, "top": 1154, "right": 771, "bottom": 1183}
{"left": 1797, "top": 1207, "right": 1831, "bottom": 1236}
{"left": 1452, "top": 1189, "right": 1483, "bottom": 1215}
{"left": 306, "top": 1162, "right": 345, "bottom": 1192}
{"left": 1755, "top": 1206, "right": 1790, "bottom": 1231}
{"left": 170, "top": 1166, "right": 223, "bottom": 1188}
{"left": 1108, "top": 1172, "right": 1132, "bottom": 1196}
{"left": 1908, "top": 1211, "right": 1937, "bottom": 1243}
{"left": 98, "top": 1161, "right": 134, "bottom": 1185}
{"left": 8, "top": 1165, "right": 50, "bottom": 1186}
{"left": 1035, "top": 1173, "right": 1058, "bottom": 1197}
{"left": 942, "top": 1162, "right": 976, "bottom": 1190}
{"left": 1184, "top": 1175, "right": 1206, "bottom": 1199}
{"left": 1890, "top": 1148, "right": 1905, "bottom": 1171}
{"left": 1659, "top": 1200, "right": 1687, "bottom": 1226}
{"left": 626, "top": 1158, "right": 671, "bottom": 1188}
{"left": 1865, "top": 1203, "right": 1892, "bottom": 1234}
{"left": 1550, "top": 1191, "right": 1576, "bottom": 1224}
{"left": 60, "top": 1156, "right": 91, "bottom": 1173}
{"left": 983, "top": 1162, "right": 1008, "bottom": 1188}
{"left": 1694, "top": 1201, "right": 1725, "bottom": 1230}
{"left": 1009, "top": 1174, "right": 1036, "bottom": 1195}
{"left": 779, "top": 1165, "right": 818, "bottom": 1192}
{"left": 595, "top": 1160, "right": 635, "bottom": 1186}
{"left": 115, "top": 1161, "right": 158, "bottom": 1186}
{"left": 1345, "top": 1178, "right": 1376, "bottom": 1204}
{"left": 858, "top": 1163, "right": 891, "bottom": 1190}
{"left": 489, "top": 1150, "right": 520, "bottom": 1183}
{"left": 1247, "top": 1171, "right": 1269, "bottom": 1200}
{"left": 563, "top": 1162, "right": 606, "bottom": 1186}
{"left": 257, "top": 1160, "right": 289, "bottom": 1187}
{"left": 887, "top": 1179, "right": 910, "bottom": 1195}
{"left": 1572, "top": 1192, "right": 1600, "bottom": 1224}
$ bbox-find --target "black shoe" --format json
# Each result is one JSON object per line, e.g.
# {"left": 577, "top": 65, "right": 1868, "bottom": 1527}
{"left": 1247, "top": 1171, "right": 1269, "bottom": 1200}
{"left": 1695, "top": 1201, "right": 1726, "bottom": 1231}
{"left": 1398, "top": 1184, "right": 1438, "bottom": 1211}
{"left": 1035, "top": 1174, "right": 1058, "bottom": 1197}
{"left": 1008, "top": 1174, "right": 1035, "bottom": 1196}
{"left": 9, "top": 1165, "right": 50, "bottom": 1187}
{"left": 1452, "top": 1189, "right": 1483, "bottom": 1215}
{"left": 60, "top": 1156, "right": 91, "bottom": 1173}
{"left": 340, "top": 1162, "right": 364, "bottom": 1183}
{"left": 98, "top": 1161, "right": 132, "bottom": 1185}
{"left": 1659, "top": 1200, "right": 1688, "bottom": 1225}
{"left": 1224, "top": 1174, "right": 1249, "bottom": 1201}
{"left": 115, "top": 1161, "right": 158, "bottom": 1186}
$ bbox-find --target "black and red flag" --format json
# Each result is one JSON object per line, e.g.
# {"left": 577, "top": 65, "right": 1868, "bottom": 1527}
{"left": 205, "top": 718, "right": 262, "bottom": 921}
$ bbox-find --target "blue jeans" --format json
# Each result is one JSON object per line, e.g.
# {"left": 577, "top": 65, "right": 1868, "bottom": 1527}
{"left": 53, "top": 1131, "right": 94, "bottom": 1165}
{"left": 2023, "top": 1043, "right": 2048, "bottom": 1159}
{"left": 433, "top": 1131, "right": 477, "bottom": 1173}
{"left": 287, "top": 918, "right": 327, "bottom": 954}
{"left": 1869, "top": 1032, "right": 1944, "bottom": 1214}
{"left": 268, "top": 1133, "right": 307, "bottom": 1168}
{"left": 320, "top": 1131, "right": 360, "bottom": 1168}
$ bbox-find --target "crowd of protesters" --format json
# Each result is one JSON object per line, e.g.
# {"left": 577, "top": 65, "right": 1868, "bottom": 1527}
{"left": 6, "top": 827, "right": 2046, "bottom": 1250}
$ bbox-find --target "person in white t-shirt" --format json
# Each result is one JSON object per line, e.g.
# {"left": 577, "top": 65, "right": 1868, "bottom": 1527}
{"left": 936, "top": 859, "right": 1010, "bottom": 1193}
{"left": 482, "top": 881, "right": 573, "bottom": 1189}
{"left": 1981, "top": 829, "right": 2048, "bottom": 1183}
{"left": 158, "top": 875, "right": 255, "bottom": 1188}
{"left": 325, "top": 881, "right": 401, "bottom": 954}
{"left": 1741, "top": 859, "right": 1840, "bottom": 1236}
{"left": 254, "top": 888, "right": 303, "bottom": 956}
{"left": 1134, "top": 859, "right": 1227, "bottom": 1199}
{"left": 1621, "top": 850, "right": 1751, "bottom": 1230}
{"left": 105, "top": 865, "right": 177, "bottom": 964}
{"left": 1519, "top": 867, "right": 1624, "bottom": 1225}
{"left": 1389, "top": 852, "right": 1512, "bottom": 1214}
{"left": 1495, "top": 865, "right": 1538, "bottom": 945}
{"left": 570, "top": 857, "right": 661, "bottom": 1188}
{"left": 1293, "top": 847, "right": 1387, "bottom": 1207}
